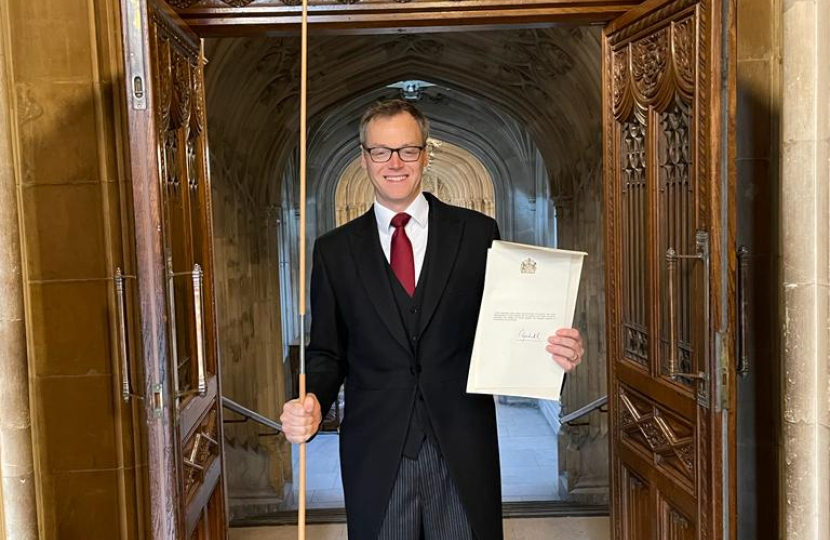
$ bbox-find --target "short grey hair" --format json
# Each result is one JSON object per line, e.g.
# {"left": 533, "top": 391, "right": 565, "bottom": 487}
{"left": 359, "top": 99, "right": 430, "bottom": 146}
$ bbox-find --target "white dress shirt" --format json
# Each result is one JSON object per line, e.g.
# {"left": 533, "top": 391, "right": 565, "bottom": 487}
{"left": 374, "top": 193, "right": 429, "bottom": 286}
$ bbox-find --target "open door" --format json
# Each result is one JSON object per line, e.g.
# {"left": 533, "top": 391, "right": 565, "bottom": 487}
{"left": 119, "top": 0, "right": 228, "bottom": 538}
{"left": 603, "top": 0, "right": 736, "bottom": 538}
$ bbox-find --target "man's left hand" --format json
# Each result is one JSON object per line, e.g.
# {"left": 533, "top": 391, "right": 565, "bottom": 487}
{"left": 546, "top": 328, "right": 584, "bottom": 373}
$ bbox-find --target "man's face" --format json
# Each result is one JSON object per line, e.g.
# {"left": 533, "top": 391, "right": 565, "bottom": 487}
{"left": 360, "top": 112, "right": 429, "bottom": 212}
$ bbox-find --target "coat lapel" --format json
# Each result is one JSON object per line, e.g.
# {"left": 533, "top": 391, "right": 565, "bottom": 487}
{"left": 418, "top": 193, "right": 464, "bottom": 335}
{"left": 347, "top": 208, "right": 411, "bottom": 353}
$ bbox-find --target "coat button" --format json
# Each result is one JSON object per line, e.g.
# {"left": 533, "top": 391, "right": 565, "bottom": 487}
{"left": 411, "top": 334, "right": 418, "bottom": 342}
{"left": 410, "top": 306, "right": 419, "bottom": 314}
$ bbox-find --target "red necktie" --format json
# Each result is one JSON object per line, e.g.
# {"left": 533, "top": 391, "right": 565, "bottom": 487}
{"left": 390, "top": 213, "right": 416, "bottom": 296}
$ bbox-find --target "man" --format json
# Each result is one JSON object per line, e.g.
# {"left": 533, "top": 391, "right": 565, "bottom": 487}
{"left": 280, "top": 99, "right": 584, "bottom": 540}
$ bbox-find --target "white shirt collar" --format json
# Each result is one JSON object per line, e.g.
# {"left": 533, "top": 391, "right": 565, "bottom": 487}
{"left": 374, "top": 193, "right": 429, "bottom": 232}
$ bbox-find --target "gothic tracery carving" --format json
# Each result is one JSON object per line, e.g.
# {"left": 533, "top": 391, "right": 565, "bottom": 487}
{"left": 619, "top": 388, "right": 695, "bottom": 484}
{"left": 621, "top": 118, "right": 648, "bottom": 367}
{"left": 612, "top": 47, "right": 630, "bottom": 118}
{"left": 640, "top": 417, "right": 669, "bottom": 448}
{"left": 253, "top": 41, "right": 301, "bottom": 111}
{"left": 155, "top": 37, "right": 173, "bottom": 130}
{"left": 610, "top": 8, "right": 700, "bottom": 120}
{"left": 658, "top": 98, "right": 695, "bottom": 383}
{"left": 163, "top": 133, "right": 182, "bottom": 203}
{"left": 383, "top": 35, "right": 446, "bottom": 59}
{"left": 631, "top": 29, "right": 669, "bottom": 101}
{"left": 187, "top": 139, "right": 200, "bottom": 189}
{"left": 672, "top": 16, "right": 696, "bottom": 89}
{"left": 659, "top": 99, "right": 691, "bottom": 191}
{"left": 625, "top": 326, "right": 648, "bottom": 365}
{"left": 170, "top": 53, "right": 192, "bottom": 130}
{"left": 500, "top": 31, "right": 574, "bottom": 102}
{"left": 183, "top": 409, "right": 220, "bottom": 498}
{"left": 676, "top": 444, "right": 694, "bottom": 471}
{"left": 605, "top": 0, "right": 717, "bottom": 530}
{"left": 190, "top": 59, "right": 206, "bottom": 138}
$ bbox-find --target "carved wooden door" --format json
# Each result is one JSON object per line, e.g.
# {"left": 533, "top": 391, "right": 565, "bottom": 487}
{"left": 603, "top": 0, "right": 736, "bottom": 538}
{"left": 119, "top": 0, "right": 227, "bottom": 538}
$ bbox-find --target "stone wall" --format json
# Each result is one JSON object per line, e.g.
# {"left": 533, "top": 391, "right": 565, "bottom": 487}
{"left": 2, "top": 0, "right": 145, "bottom": 538}
{"left": 0, "top": 3, "right": 38, "bottom": 538}
{"left": 209, "top": 137, "right": 292, "bottom": 509}
{"left": 779, "top": 0, "right": 830, "bottom": 538}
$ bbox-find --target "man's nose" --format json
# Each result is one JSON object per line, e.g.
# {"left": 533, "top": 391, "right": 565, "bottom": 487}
{"left": 387, "top": 151, "right": 404, "bottom": 168}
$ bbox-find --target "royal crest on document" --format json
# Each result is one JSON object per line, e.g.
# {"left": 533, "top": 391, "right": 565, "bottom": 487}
{"left": 520, "top": 257, "right": 537, "bottom": 274}
{"left": 466, "top": 241, "right": 586, "bottom": 401}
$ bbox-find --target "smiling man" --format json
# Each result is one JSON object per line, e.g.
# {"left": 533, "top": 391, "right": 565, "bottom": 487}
{"left": 280, "top": 99, "right": 584, "bottom": 540}
{"left": 359, "top": 107, "right": 428, "bottom": 212}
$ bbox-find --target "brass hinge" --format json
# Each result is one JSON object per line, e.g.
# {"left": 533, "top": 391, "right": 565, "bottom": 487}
{"left": 714, "top": 331, "right": 731, "bottom": 411}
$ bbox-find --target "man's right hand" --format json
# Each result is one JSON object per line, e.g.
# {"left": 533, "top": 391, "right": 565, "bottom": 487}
{"left": 280, "top": 393, "right": 323, "bottom": 444}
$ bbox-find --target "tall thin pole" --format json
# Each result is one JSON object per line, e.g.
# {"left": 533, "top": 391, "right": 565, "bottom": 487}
{"left": 298, "top": 0, "right": 309, "bottom": 535}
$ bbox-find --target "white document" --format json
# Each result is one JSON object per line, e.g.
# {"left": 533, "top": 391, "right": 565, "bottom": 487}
{"left": 466, "top": 240, "right": 586, "bottom": 401}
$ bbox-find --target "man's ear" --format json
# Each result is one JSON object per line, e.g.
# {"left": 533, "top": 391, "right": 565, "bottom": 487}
{"left": 360, "top": 150, "right": 367, "bottom": 170}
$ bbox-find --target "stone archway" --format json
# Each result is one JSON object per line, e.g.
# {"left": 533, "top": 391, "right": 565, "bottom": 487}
{"left": 203, "top": 28, "right": 608, "bottom": 510}
{"left": 334, "top": 138, "right": 496, "bottom": 226}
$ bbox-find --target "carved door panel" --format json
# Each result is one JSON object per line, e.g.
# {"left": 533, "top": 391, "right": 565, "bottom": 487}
{"left": 119, "top": 0, "right": 227, "bottom": 538}
{"left": 603, "top": 0, "right": 735, "bottom": 539}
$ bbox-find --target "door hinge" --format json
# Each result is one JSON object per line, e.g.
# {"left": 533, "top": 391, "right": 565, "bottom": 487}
{"left": 714, "top": 331, "right": 731, "bottom": 411}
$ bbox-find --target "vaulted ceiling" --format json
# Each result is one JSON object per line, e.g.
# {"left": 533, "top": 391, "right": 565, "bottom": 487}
{"left": 204, "top": 27, "right": 602, "bottom": 205}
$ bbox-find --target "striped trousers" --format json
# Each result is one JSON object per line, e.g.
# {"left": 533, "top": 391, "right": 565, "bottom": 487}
{"left": 377, "top": 439, "right": 476, "bottom": 540}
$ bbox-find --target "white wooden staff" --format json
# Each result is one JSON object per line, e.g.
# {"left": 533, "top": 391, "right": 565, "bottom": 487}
{"left": 298, "top": 0, "right": 309, "bottom": 535}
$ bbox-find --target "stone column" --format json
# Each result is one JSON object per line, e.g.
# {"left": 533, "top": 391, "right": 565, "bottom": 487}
{"left": 780, "top": 0, "right": 830, "bottom": 537}
{"left": 0, "top": 4, "right": 39, "bottom": 538}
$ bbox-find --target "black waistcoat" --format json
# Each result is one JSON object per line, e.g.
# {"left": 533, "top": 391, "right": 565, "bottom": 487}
{"left": 385, "top": 255, "right": 436, "bottom": 458}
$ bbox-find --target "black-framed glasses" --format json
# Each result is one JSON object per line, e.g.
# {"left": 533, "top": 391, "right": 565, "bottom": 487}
{"left": 362, "top": 145, "right": 426, "bottom": 163}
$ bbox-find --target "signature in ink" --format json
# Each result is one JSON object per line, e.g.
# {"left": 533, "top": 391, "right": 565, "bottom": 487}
{"left": 517, "top": 329, "right": 542, "bottom": 342}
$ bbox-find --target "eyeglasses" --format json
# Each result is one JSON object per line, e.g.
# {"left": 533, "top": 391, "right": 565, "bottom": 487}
{"left": 362, "top": 145, "right": 426, "bottom": 163}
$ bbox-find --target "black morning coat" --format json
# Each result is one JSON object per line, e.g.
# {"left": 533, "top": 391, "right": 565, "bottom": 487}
{"left": 306, "top": 193, "right": 504, "bottom": 540}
